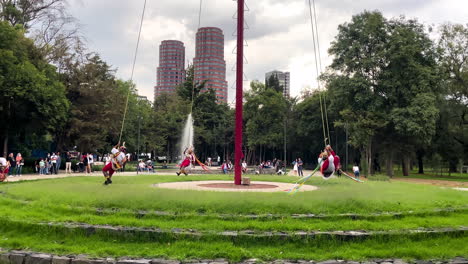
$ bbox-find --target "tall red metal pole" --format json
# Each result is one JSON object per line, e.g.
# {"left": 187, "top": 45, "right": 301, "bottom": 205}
{"left": 234, "top": 0, "right": 244, "bottom": 185}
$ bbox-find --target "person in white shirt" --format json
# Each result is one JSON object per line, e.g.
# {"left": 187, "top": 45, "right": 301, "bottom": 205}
{"left": 87, "top": 153, "right": 94, "bottom": 173}
{"left": 102, "top": 142, "right": 127, "bottom": 185}
{"left": 241, "top": 160, "right": 247, "bottom": 173}
{"left": 353, "top": 164, "right": 360, "bottom": 179}
{"left": 50, "top": 153, "right": 58, "bottom": 174}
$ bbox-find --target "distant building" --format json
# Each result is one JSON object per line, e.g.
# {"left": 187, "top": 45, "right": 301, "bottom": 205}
{"left": 193, "top": 27, "right": 228, "bottom": 103}
{"left": 265, "top": 70, "right": 290, "bottom": 97}
{"left": 137, "top": 95, "right": 149, "bottom": 102}
{"left": 154, "top": 40, "right": 185, "bottom": 99}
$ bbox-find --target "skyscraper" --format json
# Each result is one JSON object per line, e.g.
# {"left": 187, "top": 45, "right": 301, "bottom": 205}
{"left": 193, "top": 27, "right": 228, "bottom": 103}
{"left": 154, "top": 40, "right": 185, "bottom": 99}
{"left": 265, "top": 70, "right": 290, "bottom": 97}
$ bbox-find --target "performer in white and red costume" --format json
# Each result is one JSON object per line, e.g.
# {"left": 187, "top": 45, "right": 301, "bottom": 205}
{"left": 177, "top": 147, "right": 195, "bottom": 176}
{"left": 102, "top": 141, "right": 128, "bottom": 185}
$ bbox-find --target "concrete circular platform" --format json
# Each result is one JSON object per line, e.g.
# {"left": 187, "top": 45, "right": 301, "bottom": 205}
{"left": 152, "top": 180, "right": 318, "bottom": 192}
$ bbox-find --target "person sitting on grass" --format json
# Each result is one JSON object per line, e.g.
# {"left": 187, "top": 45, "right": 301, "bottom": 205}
{"left": 102, "top": 142, "right": 128, "bottom": 185}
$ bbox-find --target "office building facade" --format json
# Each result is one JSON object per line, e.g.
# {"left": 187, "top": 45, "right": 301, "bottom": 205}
{"left": 265, "top": 70, "right": 290, "bottom": 97}
{"left": 193, "top": 27, "right": 228, "bottom": 103}
{"left": 154, "top": 40, "right": 185, "bottom": 99}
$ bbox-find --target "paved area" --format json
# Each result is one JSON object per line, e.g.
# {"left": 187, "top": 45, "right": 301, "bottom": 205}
{"left": 153, "top": 180, "right": 318, "bottom": 192}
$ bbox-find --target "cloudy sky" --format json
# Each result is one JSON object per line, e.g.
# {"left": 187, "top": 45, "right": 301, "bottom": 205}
{"left": 68, "top": 0, "right": 467, "bottom": 103}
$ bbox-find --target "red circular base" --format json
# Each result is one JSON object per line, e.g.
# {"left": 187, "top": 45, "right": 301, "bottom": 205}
{"left": 198, "top": 183, "right": 278, "bottom": 189}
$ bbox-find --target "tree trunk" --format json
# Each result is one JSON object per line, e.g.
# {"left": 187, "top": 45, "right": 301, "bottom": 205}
{"left": 385, "top": 149, "right": 394, "bottom": 177}
{"left": 402, "top": 155, "right": 410, "bottom": 176}
{"left": 417, "top": 149, "right": 424, "bottom": 174}
{"left": 2, "top": 134, "right": 8, "bottom": 158}
{"left": 364, "top": 142, "right": 372, "bottom": 178}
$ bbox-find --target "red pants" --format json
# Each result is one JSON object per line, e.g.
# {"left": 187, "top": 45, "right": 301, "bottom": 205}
{"left": 102, "top": 163, "right": 115, "bottom": 177}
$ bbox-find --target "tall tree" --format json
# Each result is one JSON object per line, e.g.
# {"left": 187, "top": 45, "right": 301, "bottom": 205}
{"left": 0, "top": 21, "right": 69, "bottom": 156}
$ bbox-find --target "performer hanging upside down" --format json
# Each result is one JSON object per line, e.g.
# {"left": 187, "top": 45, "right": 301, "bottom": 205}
{"left": 102, "top": 141, "right": 128, "bottom": 185}
{"left": 177, "top": 147, "right": 195, "bottom": 176}
{"left": 0, "top": 156, "right": 10, "bottom": 182}
{"left": 319, "top": 150, "right": 335, "bottom": 179}
{"left": 326, "top": 145, "right": 341, "bottom": 176}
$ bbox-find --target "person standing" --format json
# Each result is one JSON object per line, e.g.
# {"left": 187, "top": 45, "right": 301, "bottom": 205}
{"left": 39, "top": 159, "right": 46, "bottom": 175}
{"left": 297, "top": 158, "right": 304, "bottom": 177}
{"left": 353, "top": 164, "right": 360, "bottom": 179}
{"left": 15, "top": 153, "right": 23, "bottom": 176}
{"left": 0, "top": 155, "right": 10, "bottom": 182}
{"left": 50, "top": 153, "right": 57, "bottom": 174}
{"left": 65, "top": 152, "right": 72, "bottom": 174}
{"left": 7, "top": 153, "right": 15, "bottom": 177}
{"left": 55, "top": 152, "right": 61, "bottom": 174}
{"left": 82, "top": 153, "right": 89, "bottom": 174}
{"left": 292, "top": 159, "right": 298, "bottom": 176}
{"left": 45, "top": 153, "right": 51, "bottom": 175}
{"left": 87, "top": 153, "right": 94, "bottom": 173}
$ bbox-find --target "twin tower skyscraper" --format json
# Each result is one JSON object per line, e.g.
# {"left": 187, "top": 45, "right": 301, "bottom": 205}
{"left": 154, "top": 27, "right": 228, "bottom": 103}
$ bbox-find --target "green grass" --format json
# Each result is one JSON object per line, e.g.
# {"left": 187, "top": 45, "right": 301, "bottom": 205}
{"left": 0, "top": 222, "right": 466, "bottom": 261}
{"left": 1, "top": 175, "right": 466, "bottom": 214}
{"left": 0, "top": 174, "right": 466, "bottom": 261}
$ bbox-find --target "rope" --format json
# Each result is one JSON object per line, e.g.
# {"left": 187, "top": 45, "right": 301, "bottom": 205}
{"left": 312, "top": 0, "right": 331, "bottom": 145}
{"left": 118, "top": 0, "right": 147, "bottom": 144}
{"left": 307, "top": 0, "right": 327, "bottom": 146}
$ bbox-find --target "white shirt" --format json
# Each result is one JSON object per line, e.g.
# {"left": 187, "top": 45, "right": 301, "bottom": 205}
{"left": 88, "top": 155, "right": 94, "bottom": 163}
{"left": 51, "top": 154, "right": 57, "bottom": 163}
{"left": 0, "top": 157, "right": 7, "bottom": 166}
{"left": 242, "top": 162, "right": 247, "bottom": 168}
{"left": 111, "top": 148, "right": 126, "bottom": 163}
{"left": 353, "top": 166, "right": 359, "bottom": 173}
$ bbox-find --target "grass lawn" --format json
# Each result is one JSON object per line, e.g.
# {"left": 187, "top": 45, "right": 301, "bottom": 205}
{"left": 0, "top": 174, "right": 466, "bottom": 261}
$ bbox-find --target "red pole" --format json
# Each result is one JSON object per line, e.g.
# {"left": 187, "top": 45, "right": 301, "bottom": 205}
{"left": 234, "top": 0, "right": 244, "bottom": 185}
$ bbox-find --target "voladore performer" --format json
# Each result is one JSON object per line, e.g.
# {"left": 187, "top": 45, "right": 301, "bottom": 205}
{"left": 177, "top": 147, "right": 195, "bottom": 176}
{"left": 102, "top": 141, "right": 128, "bottom": 185}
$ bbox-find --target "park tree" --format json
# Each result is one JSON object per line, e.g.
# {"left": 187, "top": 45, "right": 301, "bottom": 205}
{"left": 0, "top": 21, "right": 69, "bottom": 156}
{"left": 326, "top": 11, "right": 440, "bottom": 177}
{"left": 435, "top": 23, "right": 468, "bottom": 171}
{"left": 265, "top": 74, "right": 283, "bottom": 93}
{"left": 380, "top": 18, "right": 440, "bottom": 176}
{"left": 325, "top": 11, "right": 389, "bottom": 177}
{"left": 57, "top": 53, "right": 123, "bottom": 153}
{"left": 244, "top": 81, "right": 287, "bottom": 163}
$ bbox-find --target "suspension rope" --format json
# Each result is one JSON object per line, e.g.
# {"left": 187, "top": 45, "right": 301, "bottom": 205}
{"left": 312, "top": 0, "right": 331, "bottom": 145}
{"left": 118, "top": 0, "right": 147, "bottom": 144}
{"left": 307, "top": 0, "right": 327, "bottom": 146}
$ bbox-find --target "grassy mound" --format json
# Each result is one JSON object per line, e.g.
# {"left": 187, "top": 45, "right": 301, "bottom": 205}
{"left": 0, "top": 174, "right": 466, "bottom": 261}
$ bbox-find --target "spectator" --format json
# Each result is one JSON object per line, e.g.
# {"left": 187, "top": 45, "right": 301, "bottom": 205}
{"left": 87, "top": 153, "right": 94, "bottom": 173}
{"left": 104, "top": 154, "right": 111, "bottom": 166}
{"left": 65, "top": 152, "right": 72, "bottom": 174}
{"left": 56, "top": 152, "right": 61, "bottom": 174}
{"left": 292, "top": 159, "right": 298, "bottom": 176}
{"left": 221, "top": 161, "right": 228, "bottom": 174}
{"left": 138, "top": 160, "right": 146, "bottom": 172}
{"left": 353, "top": 164, "right": 360, "bottom": 179}
{"left": 7, "top": 153, "right": 15, "bottom": 177}
{"left": 39, "top": 159, "right": 46, "bottom": 175}
{"left": 242, "top": 160, "right": 247, "bottom": 173}
{"left": 15, "top": 153, "right": 23, "bottom": 176}
{"left": 146, "top": 159, "right": 154, "bottom": 173}
{"left": 82, "top": 153, "right": 89, "bottom": 173}
{"left": 297, "top": 158, "right": 304, "bottom": 177}
{"left": 50, "top": 152, "right": 58, "bottom": 174}
{"left": 45, "top": 153, "right": 51, "bottom": 175}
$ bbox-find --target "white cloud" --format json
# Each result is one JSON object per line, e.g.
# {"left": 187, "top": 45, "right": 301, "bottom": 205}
{"left": 69, "top": 0, "right": 468, "bottom": 102}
